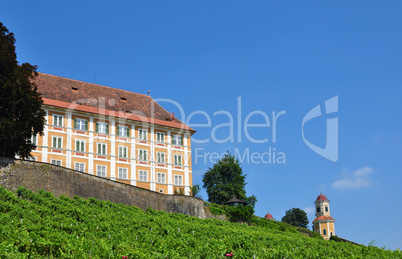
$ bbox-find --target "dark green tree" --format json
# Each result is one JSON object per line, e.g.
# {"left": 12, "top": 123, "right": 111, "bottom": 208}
{"left": 202, "top": 152, "right": 257, "bottom": 207}
{"left": 281, "top": 208, "right": 309, "bottom": 229}
{"left": 0, "top": 22, "right": 45, "bottom": 159}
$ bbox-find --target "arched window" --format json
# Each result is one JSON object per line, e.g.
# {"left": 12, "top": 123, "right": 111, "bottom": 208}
{"left": 325, "top": 206, "right": 328, "bottom": 212}
{"left": 323, "top": 229, "right": 327, "bottom": 235}
{"left": 331, "top": 232, "right": 333, "bottom": 236}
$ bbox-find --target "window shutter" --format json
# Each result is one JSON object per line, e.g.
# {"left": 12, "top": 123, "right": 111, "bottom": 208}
{"left": 127, "top": 127, "right": 130, "bottom": 137}
{"left": 58, "top": 138, "right": 62, "bottom": 148}
{"left": 116, "top": 126, "right": 120, "bottom": 136}
{"left": 74, "top": 119, "right": 77, "bottom": 129}
{"left": 81, "top": 141, "right": 84, "bottom": 151}
{"left": 52, "top": 137, "right": 56, "bottom": 148}
{"left": 95, "top": 122, "right": 99, "bottom": 133}
{"left": 106, "top": 124, "right": 109, "bottom": 134}
{"left": 85, "top": 120, "right": 88, "bottom": 131}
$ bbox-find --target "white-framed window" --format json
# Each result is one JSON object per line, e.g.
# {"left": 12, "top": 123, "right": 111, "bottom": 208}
{"left": 51, "top": 159, "right": 62, "bottom": 166}
{"left": 157, "top": 173, "right": 166, "bottom": 184}
{"left": 96, "top": 165, "right": 107, "bottom": 177}
{"left": 156, "top": 132, "right": 165, "bottom": 143}
{"left": 174, "top": 175, "right": 183, "bottom": 185}
{"left": 138, "top": 129, "right": 147, "bottom": 140}
{"left": 97, "top": 143, "right": 107, "bottom": 155}
{"left": 174, "top": 154, "right": 182, "bottom": 166}
{"left": 75, "top": 118, "right": 88, "bottom": 131}
{"left": 52, "top": 136, "right": 62, "bottom": 149}
{"left": 139, "top": 170, "right": 148, "bottom": 181}
{"left": 31, "top": 134, "right": 37, "bottom": 145}
{"left": 74, "top": 162, "right": 85, "bottom": 172}
{"left": 139, "top": 149, "right": 147, "bottom": 161}
{"left": 172, "top": 135, "right": 183, "bottom": 146}
{"left": 118, "top": 146, "right": 128, "bottom": 158}
{"left": 53, "top": 114, "right": 63, "bottom": 127}
{"left": 118, "top": 168, "right": 128, "bottom": 179}
{"left": 157, "top": 152, "right": 165, "bottom": 163}
{"left": 26, "top": 156, "right": 37, "bottom": 161}
{"left": 117, "top": 125, "right": 129, "bottom": 137}
{"left": 75, "top": 139, "right": 85, "bottom": 152}
{"left": 96, "top": 122, "right": 109, "bottom": 134}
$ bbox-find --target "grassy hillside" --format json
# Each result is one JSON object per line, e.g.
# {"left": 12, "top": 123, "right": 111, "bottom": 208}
{"left": 0, "top": 187, "right": 400, "bottom": 258}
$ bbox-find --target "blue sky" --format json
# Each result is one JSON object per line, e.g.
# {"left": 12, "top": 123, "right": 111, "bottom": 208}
{"left": 2, "top": 1, "right": 402, "bottom": 250}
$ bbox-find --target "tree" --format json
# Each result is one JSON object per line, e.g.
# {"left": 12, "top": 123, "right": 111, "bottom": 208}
{"left": 190, "top": 184, "right": 201, "bottom": 198}
{"left": 0, "top": 22, "right": 45, "bottom": 159}
{"left": 281, "top": 208, "right": 309, "bottom": 229}
{"left": 202, "top": 152, "right": 257, "bottom": 207}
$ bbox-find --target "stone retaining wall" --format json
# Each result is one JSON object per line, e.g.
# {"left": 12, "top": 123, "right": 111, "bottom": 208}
{"left": 0, "top": 158, "right": 205, "bottom": 218}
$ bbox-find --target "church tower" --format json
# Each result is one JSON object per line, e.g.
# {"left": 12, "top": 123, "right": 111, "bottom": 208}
{"left": 312, "top": 193, "right": 335, "bottom": 240}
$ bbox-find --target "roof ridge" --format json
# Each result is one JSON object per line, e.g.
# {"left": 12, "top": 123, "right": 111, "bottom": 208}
{"left": 37, "top": 72, "right": 152, "bottom": 98}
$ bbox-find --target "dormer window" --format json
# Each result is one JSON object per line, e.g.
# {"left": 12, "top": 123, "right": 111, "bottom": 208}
{"left": 71, "top": 86, "right": 78, "bottom": 91}
{"left": 120, "top": 97, "right": 127, "bottom": 101}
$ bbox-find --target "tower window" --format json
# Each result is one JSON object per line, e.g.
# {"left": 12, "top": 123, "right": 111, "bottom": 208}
{"left": 323, "top": 229, "right": 327, "bottom": 235}
{"left": 325, "top": 206, "right": 328, "bottom": 212}
{"left": 316, "top": 207, "right": 320, "bottom": 213}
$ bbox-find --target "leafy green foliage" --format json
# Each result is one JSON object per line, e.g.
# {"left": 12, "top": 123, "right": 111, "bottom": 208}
{"left": 281, "top": 208, "right": 309, "bottom": 229}
{"left": 0, "top": 186, "right": 399, "bottom": 258}
{"left": 190, "top": 184, "right": 201, "bottom": 198}
{"left": 0, "top": 22, "right": 45, "bottom": 158}
{"left": 202, "top": 152, "right": 257, "bottom": 207}
{"left": 227, "top": 205, "right": 254, "bottom": 223}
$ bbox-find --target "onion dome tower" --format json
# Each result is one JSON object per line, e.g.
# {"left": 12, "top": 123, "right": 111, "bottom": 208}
{"left": 312, "top": 193, "right": 335, "bottom": 240}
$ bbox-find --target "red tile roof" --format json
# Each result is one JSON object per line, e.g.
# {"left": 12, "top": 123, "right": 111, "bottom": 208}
{"left": 34, "top": 73, "right": 195, "bottom": 132}
{"left": 316, "top": 194, "right": 328, "bottom": 202}
{"left": 313, "top": 215, "right": 335, "bottom": 222}
{"left": 264, "top": 213, "right": 274, "bottom": 220}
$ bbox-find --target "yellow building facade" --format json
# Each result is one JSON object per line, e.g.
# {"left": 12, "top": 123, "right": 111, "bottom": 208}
{"left": 29, "top": 73, "right": 195, "bottom": 195}
{"left": 312, "top": 193, "right": 335, "bottom": 240}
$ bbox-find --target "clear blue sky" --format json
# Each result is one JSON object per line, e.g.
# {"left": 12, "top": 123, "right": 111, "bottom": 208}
{"left": 2, "top": 1, "right": 402, "bottom": 250}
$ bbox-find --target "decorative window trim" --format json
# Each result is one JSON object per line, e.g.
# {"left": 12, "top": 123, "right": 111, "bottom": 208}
{"left": 74, "top": 162, "right": 85, "bottom": 172}
{"left": 157, "top": 172, "right": 166, "bottom": 184}
{"left": 172, "top": 135, "right": 184, "bottom": 146}
{"left": 75, "top": 139, "right": 85, "bottom": 152}
{"left": 97, "top": 143, "right": 107, "bottom": 155}
{"left": 157, "top": 152, "right": 165, "bottom": 163}
{"left": 96, "top": 122, "right": 109, "bottom": 134}
{"left": 138, "top": 129, "right": 147, "bottom": 141}
{"left": 96, "top": 165, "right": 107, "bottom": 177}
{"left": 118, "top": 146, "right": 128, "bottom": 158}
{"left": 51, "top": 159, "right": 62, "bottom": 166}
{"left": 174, "top": 174, "right": 183, "bottom": 185}
{"left": 52, "top": 136, "right": 63, "bottom": 149}
{"left": 139, "top": 170, "right": 148, "bottom": 182}
{"left": 139, "top": 149, "right": 147, "bottom": 161}
{"left": 118, "top": 167, "right": 128, "bottom": 179}
{"left": 74, "top": 118, "right": 88, "bottom": 131}
{"left": 174, "top": 154, "right": 182, "bottom": 166}
{"left": 156, "top": 132, "right": 165, "bottom": 143}
{"left": 53, "top": 114, "right": 63, "bottom": 127}
{"left": 117, "top": 125, "right": 129, "bottom": 137}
